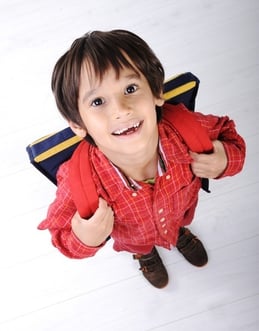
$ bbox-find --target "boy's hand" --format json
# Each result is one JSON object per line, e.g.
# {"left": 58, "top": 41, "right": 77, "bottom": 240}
{"left": 189, "top": 140, "right": 228, "bottom": 179}
{"left": 71, "top": 198, "right": 114, "bottom": 247}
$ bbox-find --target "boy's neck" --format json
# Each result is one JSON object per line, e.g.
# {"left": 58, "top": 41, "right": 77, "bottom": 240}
{"left": 101, "top": 140, "right": 159, "bottom": 181}
{"left": 115, "top": 150, "right": 159, "bottom": 182}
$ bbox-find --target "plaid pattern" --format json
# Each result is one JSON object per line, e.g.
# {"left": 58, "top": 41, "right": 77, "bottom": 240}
{"left": 39, "top": 112, "right": 245, "bottom": 258}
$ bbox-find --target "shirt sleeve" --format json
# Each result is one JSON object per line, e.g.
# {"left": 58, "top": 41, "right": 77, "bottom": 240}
{"left": 194, "top": 112, "right": 246, "bottom": 178}
{"left": 38, "top": 161, "right": 105, "bottom": 259}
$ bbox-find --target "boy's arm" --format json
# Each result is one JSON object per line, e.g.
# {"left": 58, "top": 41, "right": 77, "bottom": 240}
{"left": 38, "top": 162, "right": 107, "bottom": 259}
{"left": 190, "top": 112, "right": 246, "bottom": 179}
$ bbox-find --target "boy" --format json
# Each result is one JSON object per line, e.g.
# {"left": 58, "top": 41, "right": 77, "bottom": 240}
{"left": 39, "top": 30, "right": 246, "bottom": 289}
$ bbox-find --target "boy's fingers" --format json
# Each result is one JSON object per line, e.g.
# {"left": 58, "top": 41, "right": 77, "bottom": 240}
{"left": 190, "top": 151, "right": 208, "bottom": 166}
{"left": 189, "top": 151, "right": 198, "bottom": 158}
{"left": 94, "top": 197, "right": 114, "bottom": 222}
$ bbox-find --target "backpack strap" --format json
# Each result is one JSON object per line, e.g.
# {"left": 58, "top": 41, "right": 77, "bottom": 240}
{"left": 163, "top": 103, "right": 213, "bottom": 193}
{"left": 163, "top": 103, "right": 213, "bottom": 154}
{"left": 69, "top": 140, "right": 99, "bottom": 218}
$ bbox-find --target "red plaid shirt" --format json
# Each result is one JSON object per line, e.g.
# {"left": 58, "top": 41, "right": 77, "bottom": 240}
{"left": 39, "top": 112, "right": 245, "bottom": 258}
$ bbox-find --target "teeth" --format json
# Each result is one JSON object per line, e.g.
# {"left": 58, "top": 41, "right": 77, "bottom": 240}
{"left": 113, "top": 122, "right": 140, "bottom": 135}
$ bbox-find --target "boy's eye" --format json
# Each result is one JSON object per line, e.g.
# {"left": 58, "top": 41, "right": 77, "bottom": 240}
{"left": 125, "top": 84, "right": 138, "bottom": 95}
{"left": 91, "top": 98, "right": 104, "bottom": 107}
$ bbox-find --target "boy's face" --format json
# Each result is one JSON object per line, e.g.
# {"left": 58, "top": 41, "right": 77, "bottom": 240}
{"left": 71, "top": 63, "right": 164, "bottom": 160}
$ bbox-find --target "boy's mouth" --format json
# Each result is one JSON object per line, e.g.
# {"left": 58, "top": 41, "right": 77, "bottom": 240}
{"left": 112, "top": 121, "right": 143, "bottom": 136}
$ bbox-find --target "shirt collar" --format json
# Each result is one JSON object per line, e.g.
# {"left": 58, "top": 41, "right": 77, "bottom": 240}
{"left": 110, "top": 139, "right": 167, "bottom": 190}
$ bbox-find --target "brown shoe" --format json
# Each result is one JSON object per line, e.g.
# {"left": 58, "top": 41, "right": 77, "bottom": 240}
{"left": 176, "top": 227, "right": 208, "bottom": 267}
{"left": 133, "top": 247, "right": 169, "bottom": 288}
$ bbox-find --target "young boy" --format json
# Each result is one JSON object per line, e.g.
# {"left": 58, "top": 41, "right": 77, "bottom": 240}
{"left": 38, "top": 30, "right": 246, "bottom": 289}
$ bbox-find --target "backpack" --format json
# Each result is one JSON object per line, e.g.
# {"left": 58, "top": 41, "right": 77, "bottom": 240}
{"left": 26, "top": 72, "right": 212, "bottom": 216}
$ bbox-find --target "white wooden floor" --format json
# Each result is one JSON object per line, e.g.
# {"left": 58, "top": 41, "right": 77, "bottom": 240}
{"left": 1, "top": 0, "right": 258, "bottom": 330}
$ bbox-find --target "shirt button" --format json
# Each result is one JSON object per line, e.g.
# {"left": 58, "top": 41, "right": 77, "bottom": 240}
{"left": 132, "top": 192, "right": 137, "bottom": 197}
{"left": 160, "top": 217, "right": 165, "bottom": 222}
{"left": 158, "top": 208, "right": 164, "bottom": 214}
{"left": 166, "top": 175, "right": 171, "bottom": 180}
{"left": 164, "top": 229, "right": 168, "bottom": 235}
{"left": 162, "top": 223, "right": 166, "bottom": 228}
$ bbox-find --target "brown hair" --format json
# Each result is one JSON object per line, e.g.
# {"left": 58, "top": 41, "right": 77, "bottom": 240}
{"left": 51, "top": 29, "right": 165, "bottom": 126}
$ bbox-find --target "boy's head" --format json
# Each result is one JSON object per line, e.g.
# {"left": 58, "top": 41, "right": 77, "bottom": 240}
{"left": 51, "top": 29, "right": 165, "bottom": 130}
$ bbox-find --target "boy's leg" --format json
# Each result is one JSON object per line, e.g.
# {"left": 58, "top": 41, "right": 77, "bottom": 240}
{"left": 176, "top": 227, "right": 208, "bottom": 267}
{"left": 133, "top": 247, "right": 168, "bottom": 289}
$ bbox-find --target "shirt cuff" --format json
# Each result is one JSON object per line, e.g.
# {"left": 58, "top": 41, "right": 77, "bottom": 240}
{"left": 216, "top": 142, "right": 245, "bottom": 178}
{"left": 68, "top": 230, "right": 106, "bottom": 258}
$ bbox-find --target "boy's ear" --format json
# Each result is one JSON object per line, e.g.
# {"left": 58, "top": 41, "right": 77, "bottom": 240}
{"left": 69, "top": 121, "right": 87, "bottom": 138}
{"left": 155, "top": 93, "right": 165, "bottom": 107}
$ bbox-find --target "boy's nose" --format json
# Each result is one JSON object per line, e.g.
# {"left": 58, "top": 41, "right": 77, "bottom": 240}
{"left": 112, "top": 97, "right": 132, "bottom": 119}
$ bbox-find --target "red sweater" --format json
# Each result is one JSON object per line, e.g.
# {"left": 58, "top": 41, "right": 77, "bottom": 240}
{"left": 39, "top": 110, "right": 245, "bottom": 258}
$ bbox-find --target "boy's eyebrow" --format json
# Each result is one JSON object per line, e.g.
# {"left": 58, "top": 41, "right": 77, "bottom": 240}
{"left": 123, "top": 72, "right": 141, "bottom": 80}
{"left": 82, "top": 89, "right": 97, "bottom": 103}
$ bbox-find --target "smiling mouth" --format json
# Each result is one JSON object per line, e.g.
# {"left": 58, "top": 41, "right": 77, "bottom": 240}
{"left": 112, "top": 121, "right": 143, "bottom": 136}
